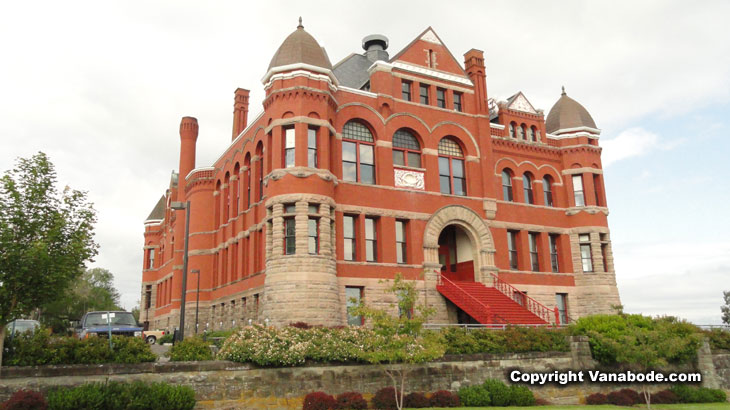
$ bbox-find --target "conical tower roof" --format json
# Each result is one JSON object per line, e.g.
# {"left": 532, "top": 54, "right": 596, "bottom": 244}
{"left": 546, "top": 87, "right": 597, "bottom": 133}
{"left": 268, "top": 18, "right": 332, "bottom": 71}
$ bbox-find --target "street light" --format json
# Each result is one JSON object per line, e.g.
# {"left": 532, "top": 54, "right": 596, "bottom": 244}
{"left": 170, "top": 200, "right": 190, "bottom": 342}
{"left": 191, "top": 269, "right": 201, "bottom": 334}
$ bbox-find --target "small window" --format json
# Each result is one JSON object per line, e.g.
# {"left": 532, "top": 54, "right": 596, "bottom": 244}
{"left": 600, "top": 233, "right": 609, "bottom": 272}
{"left": 308, "top": 204, "right": 319, "bottom": 215}
{"left": 502, "top": 170, "right": 514, "bottom": 202}
{"left": 530, "top": 126, "right": 538, "bottom": 142}
{"left": 346, "top": 287, "right": 363, "bottom": 326}
{"left": 523, "top": 173, "right": 534, "bottom": 204}
{"left": 343, "top": 215, "right": 356, "bottom": 261}
{"left": 308, "top": 218, "right": 319, "bottom": 254}
{"left": 365, "top": 217, "right": 377, "bottom": 262}
{"left": 438, "top": 137, "right": 465, "bottom": 196}
{"left": 453, "top": 92, "right": 462, "bottom": 112}
{"left": 147, "top": 249, "right": 155, "bottom": 270}
{"left": 284, "top": 217, "right": 296, "bottom": 255}
{"left": 308, "top": 128, "right": 318, "bottom": 168}
{"left": 419, "top": 84, "right": 429, "bottom": 105}
{"left": 519, "top": 124, "right": 526, "bottom": 140}
{"left": 392, "top": 129, "right": 422, "bottom": 168}
{"left": 527, "top": 126, "right": 535, "bottom": 141}
{"left": 573, "top": 175, "right": 585, "bottom": 207}
{"left": 284, "top": 127, "right": 295, "bottom": 168}
{"left": 509, "top": 123, "right": 516, "bottom": 138}
{"left": 528, "top": 232, "right": 539, "bottom": 271}
{"left": 401, "top": 80, "right": 412, "bottom": 101}
{"left": 395, "top": 220, "right": 407, "bottom": 264}
{"left": 579, "top": 234, "right": 593, "bottom": 272}
{"left": 436, "top": 88, "right": 446, "bottom": 108}
{"left": 549, "top": 234, "right": 559, "bottom": 273}
{"left": 507, "top": 230, "right": 518, "bottom": 270}
{"left": 543, "top": 176, "right": 554, "bottom": 207}
{"left": 593, "top": 174, "right": 603, "bottom": 206}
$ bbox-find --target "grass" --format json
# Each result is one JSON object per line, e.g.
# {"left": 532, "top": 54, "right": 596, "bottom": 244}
{"left": 419, "top": 404, "right": 730, "bottom": 410}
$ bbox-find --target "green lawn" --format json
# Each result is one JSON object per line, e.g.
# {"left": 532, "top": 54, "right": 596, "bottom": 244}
{"left": 419, "top": 404, "right": 730, "bottom": 410}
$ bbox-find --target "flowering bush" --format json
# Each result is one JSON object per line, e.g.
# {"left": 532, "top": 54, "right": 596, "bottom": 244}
{"left": 302, "top": 392, "right": 336, "bottom": 410}
{"left": 218, "top": 324, "right": 377, "bottom": 366}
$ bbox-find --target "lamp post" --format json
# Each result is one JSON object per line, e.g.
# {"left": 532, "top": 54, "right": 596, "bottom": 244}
{"left": 170, "top": 200, "right": 190, "bottom": 342}
{"left": 191, "top": 269, "right": 201, "bottom": 334}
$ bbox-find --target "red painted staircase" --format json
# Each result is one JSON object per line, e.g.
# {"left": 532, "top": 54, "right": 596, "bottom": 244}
{"left": 436, "top": 274, "right": 558, "bottom": 325}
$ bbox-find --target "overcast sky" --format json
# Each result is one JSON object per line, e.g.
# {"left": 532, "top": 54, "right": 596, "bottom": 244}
{"left": 1, "top": 1, "right": 728, "bottom": 324}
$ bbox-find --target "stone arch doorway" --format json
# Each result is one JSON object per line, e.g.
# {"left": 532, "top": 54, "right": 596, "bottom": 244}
{"left": 423, "top": 205, "right": 497, "bottom": 284}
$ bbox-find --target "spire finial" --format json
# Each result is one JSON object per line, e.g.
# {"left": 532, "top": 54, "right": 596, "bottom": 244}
{"left": 561, "top": 85, "right": 566, "bottom": 96}
{"left": 297, "top": 16, "right": 303, "bottom": 29}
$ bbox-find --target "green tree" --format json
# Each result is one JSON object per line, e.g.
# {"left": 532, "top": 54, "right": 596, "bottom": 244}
{"left": 0, "top": 152, "right": 98, "bottom": 368}
{"left": 722, "top": 291, "right": 730, "bottom": 325}
{"left": 41, "top": 267, "right": 122, "bottom": 333}
{"left": 349, "top": 273, "right": 445, "bottom": 410}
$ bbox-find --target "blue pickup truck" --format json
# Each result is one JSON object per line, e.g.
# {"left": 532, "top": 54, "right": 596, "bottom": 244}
{"left": 76, "top": 311, "right": 143, "bottom": 339}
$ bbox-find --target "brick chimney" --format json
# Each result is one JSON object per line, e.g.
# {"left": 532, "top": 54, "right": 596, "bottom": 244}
{"left": 232, "top": 88, "right": 250, "bottom": 140}
{"left": 464, "top": 49, "right": 488, "bottom": 114}
{"left": 178, "top": 116, "right": 198, "bottom": 199}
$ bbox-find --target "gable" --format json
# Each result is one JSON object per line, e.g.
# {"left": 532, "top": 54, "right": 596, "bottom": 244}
{"left": 389, "top": 27, "right": 468, "bottom": 78}
{"left": 507, "top": 92, "right": 537, "bottom": 114}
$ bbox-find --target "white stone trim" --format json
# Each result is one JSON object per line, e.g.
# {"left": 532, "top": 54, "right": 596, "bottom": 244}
{"left": 144, "top": 219, "right": 163, "bottom": 226}
{"left": 490, "top": 123, "right": 506, "bottom": 130}
{"left": 547, "top": 126, "right": 602, "bottom": 139}
{"left": 338, "top": 86, "right": 377, "bottom": 98}
{"left": 261, "top": 63, "right": 339, "bottom": 86}
{"left": 367, "top": 60, "right": 473, "bottom": 86}
{"left": 185, "top": 167, "right": 215, "bottom": 181}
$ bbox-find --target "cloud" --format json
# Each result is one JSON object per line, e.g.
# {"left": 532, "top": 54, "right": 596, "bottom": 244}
{"left": 601, "top": 128, "right": 659, "bottom": 166}
{"left": 614, "top": 240, "right": 730, "bottom": 324}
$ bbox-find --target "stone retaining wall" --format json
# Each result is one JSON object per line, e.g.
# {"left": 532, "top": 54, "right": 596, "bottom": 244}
{"left": 0, "top": 337, "right": 727, "bottom": 409}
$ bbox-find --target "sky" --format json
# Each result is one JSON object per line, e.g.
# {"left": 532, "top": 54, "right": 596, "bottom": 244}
{"left": 1, "top": 0, "right": 728, "bottom": 324}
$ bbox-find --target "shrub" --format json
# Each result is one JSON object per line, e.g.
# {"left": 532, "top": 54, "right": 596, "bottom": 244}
{"left": 403, "top": 392, "right": 429, "bottom": 408}
{"left": 509, "top": 385, "right": 536, "bottom": 406}
{"left": 46, "top": 381, "right": 195, "bottom": 410}
{"left": 482, "top": 379, "right": 511, "bottom": 406}
{"left": 428, "top": 390, "right": 459, "bottom": 407}
{"left": 650, "top": 389, "right": 678, "bottom": 404}
{"left": 585, "top": 392, "right": 607, "bottom": 405}
{"left": 437, "top": 326, "right": 569, "bottom": 355}
{"left": 572, "top": 314, "right": 702, "bottom": 366}
{"left": 334, "top": 392, "right": 367, "bottom": 410}
{"left": 704, "top": 328, "right": 730, "bottom": 350}
{"left": 371, "top": 387, "right": 399, "bottom": 410}
{"left": 606, "top": 389, "right": 639, "bottom": 406}
{"left": 302, "top": 392, "right": 336, "bottom": 410}
{"left": 3, "top": 330, "right": 155, "bottom": 366}
{"left": 617, "top": 388, "right": 640, "bottom": 404}
{"left": 1, "top": 390, "right": 47, "bottom": 410}
{"left": 670, "top": 384, "right": 727, "bottom": 403}
{"left": 289, "top": 322, "right": 313, "bottom": 329}
{"left": 166, "top": 337, "right": 213, "bottom": 361}
{"left": 458, "top": 385, "right": 490, "bottom": 406}
{"left": 158, "top": 333, "right": 174, "bottom": 344}
{"left": 535, "top": 397, "right": 551, "bottom": 406}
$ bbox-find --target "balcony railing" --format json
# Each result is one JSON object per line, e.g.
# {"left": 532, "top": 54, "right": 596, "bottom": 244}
{"left": 490, "top": 272, "right": 562, "bottom": 324}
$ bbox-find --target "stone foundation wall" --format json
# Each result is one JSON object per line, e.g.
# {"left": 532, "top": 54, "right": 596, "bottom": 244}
{"left": 2, "top": 337, "right": 728, "bottom": 409}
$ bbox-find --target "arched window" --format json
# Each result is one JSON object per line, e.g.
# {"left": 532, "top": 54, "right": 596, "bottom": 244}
{"left": 215, "top": 180, "right": 221, "bottom": 227}
{"left": 502, "top": 169, "right": 514, "bottom": 202}
{"left": 438, "top": 137, "right": 466, "bottom": 196}
{"left": 518, "top": 124, "right": 526, "bottom": 139}
{"left": 223, "top": 172, "right": 230, "bottom": 221}
{"left": 509, "top": 122, "right": 516, "bottom": 138}
{"left": 342, "top": 120, "right": 375, "bottom": 184}
{"left": 528, "top": 126, "right": 535, "bottom": 142}
{"left": 523, "top": 173, "right": 534, "bottom": 204}
{"left": 244, "top": 153, "right": 251, "bottom": 208}
{"left": 392, "top": 129, "right": 421, "bottom": 168}
{"left": 543, "top": 176, "right": 554, "bottom": 207}
{"left": 233, "top": 163, "right": 240, "bottom": 215}
{"left": 256, "top": 142, "right": 264, "bottom": 201}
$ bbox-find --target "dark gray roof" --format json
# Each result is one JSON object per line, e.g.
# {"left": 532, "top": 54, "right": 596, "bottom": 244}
{"left": 333, "top": 53, "right": 373, "bottom": 89}
{"left": 145, "top": 196, "right": 165, "bottom": 221}
{"left": 546, "top": 89, "right": 596, "bottom": 133}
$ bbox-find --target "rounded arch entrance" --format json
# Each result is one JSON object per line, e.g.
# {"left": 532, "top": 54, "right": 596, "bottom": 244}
{"left": 423, "top": 205, "right": 496, "bottom": 283}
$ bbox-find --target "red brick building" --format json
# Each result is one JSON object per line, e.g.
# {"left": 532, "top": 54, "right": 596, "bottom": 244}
{"left": 140, "top": 22, "right": 620, "bottom": 333}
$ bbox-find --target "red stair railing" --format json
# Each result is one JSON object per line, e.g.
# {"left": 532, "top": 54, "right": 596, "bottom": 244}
{"left": 438, "top": 274, "right": 509, "bottom": 325}
{"left": 489, "top": 272, "right": 562, "bottom": 324}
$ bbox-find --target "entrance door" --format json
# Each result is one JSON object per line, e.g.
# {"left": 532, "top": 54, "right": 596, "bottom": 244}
{"left": 438, "top": 225, "right": 474, "bottom": 282}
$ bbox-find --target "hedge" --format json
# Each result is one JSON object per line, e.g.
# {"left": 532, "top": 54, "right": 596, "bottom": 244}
{"left": 46, "top": 381, "right": 195, "bottom": 410}
{"left": 438, "top": 326, "right": 570, "bottom": 355}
